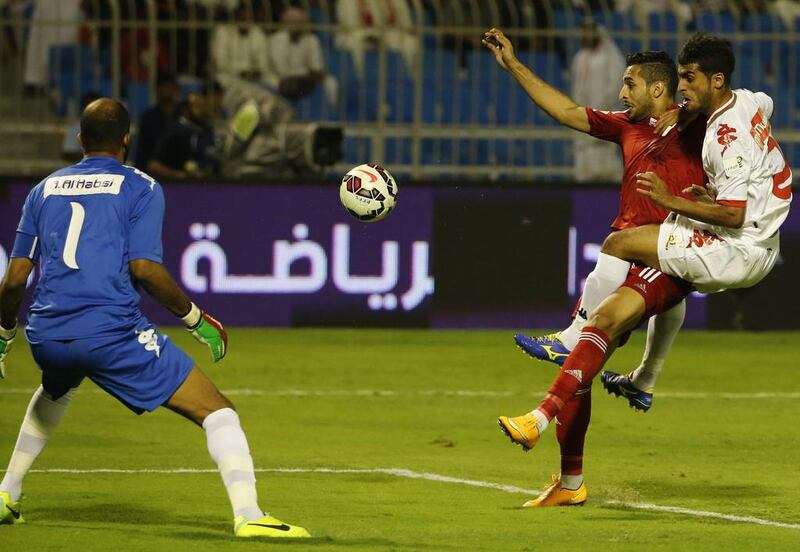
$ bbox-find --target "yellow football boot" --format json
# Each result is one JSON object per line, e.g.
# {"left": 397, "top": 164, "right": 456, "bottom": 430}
{"left": 523, "top": 475, "right": 587, "bottom": 507}
{"left": 233, "top": 514, "right": 310, "bottom": 538}
{"left": 1, "top": 490, "right": 25, "bottom": 524}
{"left": 498, "top": 413, "right": 541, "bottom": 451}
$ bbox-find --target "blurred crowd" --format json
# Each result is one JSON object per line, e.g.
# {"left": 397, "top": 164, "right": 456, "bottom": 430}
{"left": 1, "top": 0, "right": 797, "bottom": 180}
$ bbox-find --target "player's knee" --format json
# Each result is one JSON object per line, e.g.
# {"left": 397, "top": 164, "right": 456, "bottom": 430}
{"left": 600, "top": 231, "right": 626, "bottom": 257}
{"left": 587, "top": 307, "right": 623, "bottom": 339}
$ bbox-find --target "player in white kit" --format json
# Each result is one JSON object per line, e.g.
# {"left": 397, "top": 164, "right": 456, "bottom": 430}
{"left": 498, "top": 33, "right": 792, "bottom": 453}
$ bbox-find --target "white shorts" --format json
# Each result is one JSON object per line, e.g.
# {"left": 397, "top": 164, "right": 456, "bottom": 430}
{"left": 657, "top": 215, "right": 779, "bottom": 293}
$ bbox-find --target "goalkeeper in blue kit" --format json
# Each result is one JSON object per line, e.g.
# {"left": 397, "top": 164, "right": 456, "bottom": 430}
{"left": 0, "top": 98, "right": 309, "bottom": 538}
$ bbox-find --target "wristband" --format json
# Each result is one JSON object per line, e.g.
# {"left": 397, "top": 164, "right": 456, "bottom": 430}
{"left": 180, "top": 303, "right": 202, "bottom": 328}
{"left": 0, "top": 324, "right": 17, "bottom": 340}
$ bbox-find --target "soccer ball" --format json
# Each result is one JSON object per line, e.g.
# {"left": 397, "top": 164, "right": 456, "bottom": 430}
{"left": 339, "top": 163, "right": 397, "bottom": 222}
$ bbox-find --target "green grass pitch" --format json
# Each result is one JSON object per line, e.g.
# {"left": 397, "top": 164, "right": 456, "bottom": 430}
{"left": 1, "top": 328, "right": 799, "bottom": 550}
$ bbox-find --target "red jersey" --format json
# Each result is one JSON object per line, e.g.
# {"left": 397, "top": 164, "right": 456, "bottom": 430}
{"left": 586, "top": 107, "right": 707, "bottom": 230}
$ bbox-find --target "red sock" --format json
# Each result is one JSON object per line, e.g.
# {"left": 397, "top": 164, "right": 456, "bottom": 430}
{"left": 539, "top": 327, "right": 609, "bottom": 420}
{"left": 556, "top": 386, "right": 592, "bottom": 477}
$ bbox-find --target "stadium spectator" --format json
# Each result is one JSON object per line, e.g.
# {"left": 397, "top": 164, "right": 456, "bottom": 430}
{"left": 498, "top": 34, "right": 790, "bottom": 487}
{"left": 119, "top": 2, "right": 171, "bottom": 82}
{"left": 335, "top": 0, "right": 418, "bottom": 76}
{"left": 570, "top": 19, "right": 625, "bottom": 183}
{"left": 134, "top": 74, "right": 181, "bottom": 170}
{"left": 774, "top": 0, "right": 800, "bottom": 29}
{"left": 0, "top": 0, "right": 26, "bottom": 61}
{"left": 211, "top": 1, "right": 272, "bottom": 87}
{"left": 484, "top": 28, "right": 707, "bottom": 507}
{"left": 267, "top": 5, "right": 336, "bottom": 103}
{"left": 148, "top": 92, "right": 220, "bottom": 179}
{"left": 0, "top": 98, "right": 310, "bottom": 538}
{"left": 23, "top": 0, "right": 82, "bottom": 93}
{"left": 61, "top": 90, "right": 102, "bottom": 162}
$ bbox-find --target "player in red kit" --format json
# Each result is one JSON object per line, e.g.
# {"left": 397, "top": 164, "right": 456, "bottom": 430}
{"left": 483, "top": 28, "right": 706, "bottom": 507}
{"left": 497, "top": 35, "right": 790, "bottom": 484}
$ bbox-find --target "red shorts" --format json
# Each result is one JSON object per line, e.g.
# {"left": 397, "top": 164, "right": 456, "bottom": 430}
{"left": 621, "top": 264, "right": 693, "bottom": 319}
{"left": 573, "top": 264, "right": 692, "bottom": 347}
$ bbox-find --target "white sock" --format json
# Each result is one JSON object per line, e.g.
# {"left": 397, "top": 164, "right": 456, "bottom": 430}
{"left": 560, "top": 473, "right": 584, "bottom": 490}
{"left": 631, "top": 299, "right": 685, "bottom": 391}
{"left": 528, "top": 409, "right": 550, "bottom": 434}
{"left": 560, "top": 253, "right": 631, "bottom": 349}
{"left": 0, "top": 385, "right": 76, "bottom": 501}
{"left": 203, "top": 408, "right": 263, "bottom": 521}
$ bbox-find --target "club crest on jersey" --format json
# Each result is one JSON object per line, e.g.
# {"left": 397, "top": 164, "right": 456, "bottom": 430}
{"left": 137, "top": 328, "right": 161, "bottom": 357}
{"left": 717, "top": 124, "right": 738, "bottom": 154}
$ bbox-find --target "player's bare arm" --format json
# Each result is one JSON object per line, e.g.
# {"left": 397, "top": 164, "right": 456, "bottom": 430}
{"left": 130, "top": 258, "right": 228, "bottom": 362}
{"left": 482, "top": 28, "right": 590, "bottom": 132}
{"left": 636, "top": 172, "right": 744, "bottom": 228}
{"left": 129, "top": 259, "right": 192, "bottom": 317}
{"left": 0, "top": 257, "right": 33, "bottom": 331}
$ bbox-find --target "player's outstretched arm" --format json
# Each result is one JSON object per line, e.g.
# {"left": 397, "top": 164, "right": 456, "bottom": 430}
{"left": 482, "top": 28, "right": 589, "bottom": 133}
{"left": 129, "top": 259, "right": 228, "bottom": 362}
{"left": 0, "top": 257, "right": 34, "bottom": 379}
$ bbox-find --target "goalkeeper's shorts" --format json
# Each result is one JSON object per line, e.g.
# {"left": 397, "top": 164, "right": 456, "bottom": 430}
{"left": 29, "top": 324, "right": 194, "bottom": 415}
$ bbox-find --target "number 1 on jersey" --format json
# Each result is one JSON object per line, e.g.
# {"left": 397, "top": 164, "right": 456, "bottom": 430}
{"left": 63, "top": 201, "right": 85, "bottom": 269}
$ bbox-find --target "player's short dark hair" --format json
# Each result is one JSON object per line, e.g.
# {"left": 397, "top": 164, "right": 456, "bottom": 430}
{"left": 678, "top": 33, "right": 735, "bottom": 86}
{"left": 625, "top": 51, "right": 678, "bottom": 97}
{"left": 79, "top": 98, "right": 130, "bottom": 153}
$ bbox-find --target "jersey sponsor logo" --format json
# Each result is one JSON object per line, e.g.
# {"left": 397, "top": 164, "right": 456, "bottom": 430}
{"left": 136, "top": 328, "right": 162, "bottom": 357}
{"left": 716, "top": 124, "right": 738, "bottom": 155}
{"left": 750, "top": 110, "right": 770, "bottom": 150}
{"left": 723, "top": 155, "right": 748, "bottom": 178}
{"left": 44, "top": 174, "right": 124, "bottom": 197}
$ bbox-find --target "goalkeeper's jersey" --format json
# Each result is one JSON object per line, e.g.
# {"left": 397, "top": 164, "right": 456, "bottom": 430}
{"left": 11, "top": 156, "right": 165, "bottom": 341}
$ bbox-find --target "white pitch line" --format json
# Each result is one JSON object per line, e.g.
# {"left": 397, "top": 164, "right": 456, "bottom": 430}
{"left": 2, "top": 388, "right": 800, "bottom": 399}
{"left": 604, "top": 501, "right": 800, "bottom": 531}
{"left": 24, "top": 466, "right": 800, "bottom": 530}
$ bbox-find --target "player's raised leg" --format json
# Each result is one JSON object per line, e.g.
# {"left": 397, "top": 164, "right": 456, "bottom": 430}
{"left": 501, "top": 287, "right": 645, "bottom": 451}
{"left": 602, "top": 299, "right": 685, "bottom": 411}
{"left": 0, "top": 385, "right": 77, "bottom": 524}
{"left": 164, "top": 366, "right": 310, "bottom": 538}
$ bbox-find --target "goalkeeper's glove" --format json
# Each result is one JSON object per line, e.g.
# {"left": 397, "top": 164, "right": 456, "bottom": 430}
{"left": 182, "top": 303, "right": 228, "bottom": 362}
{"left": 0, "top": 324, "right": 17, "bottom": 380}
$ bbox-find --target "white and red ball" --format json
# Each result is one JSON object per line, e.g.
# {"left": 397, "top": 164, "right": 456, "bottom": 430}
{"left": 339, "top": 163, "right": 398, "bottom": 222}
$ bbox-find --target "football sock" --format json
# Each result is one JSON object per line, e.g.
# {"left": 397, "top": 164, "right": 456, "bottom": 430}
{"left": 556, "top": 386, "right": 591, "bottom": 490}
{"left": 527, "top": 409, "right": 550, "bottom": 434}
{"left": 559, "top": 254, "right": 630, "bottom": 349}
{"left": 203, "top": 407, "right": 264, "bottom": 521}
{"left": 631, "top": 299, "right": 685, "bottom": 391}
{"left": 539, "top": 328, "right": 610, "bottom": 421}
{"left": 560, "top": 473, "right": 584, "bottom": 491}
{"left": 0, "top": 385, "right": 75, "bottom": 502}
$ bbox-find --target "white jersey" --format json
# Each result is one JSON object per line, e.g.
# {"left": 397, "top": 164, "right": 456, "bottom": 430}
{"left": 697, "top": 89, "right": 792, "bottom": 245}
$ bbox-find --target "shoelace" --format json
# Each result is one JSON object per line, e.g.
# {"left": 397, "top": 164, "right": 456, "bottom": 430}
{"left": 539, "top": 474, "right": 563, "bottom": 499}
{"left": 533, "top": 333, "right": 561, "bottom": 344}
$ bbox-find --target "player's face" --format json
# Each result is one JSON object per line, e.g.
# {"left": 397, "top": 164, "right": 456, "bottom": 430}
{"left": 677, "top": 63, "right": 713, "bottom": 114}
{"left": 619, "top": 65, "right": 653, "bottom": 121}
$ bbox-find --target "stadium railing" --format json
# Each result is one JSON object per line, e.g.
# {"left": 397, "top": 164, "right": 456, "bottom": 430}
{"left": 0, "top": 0, "right": 797, "bottom": 180}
